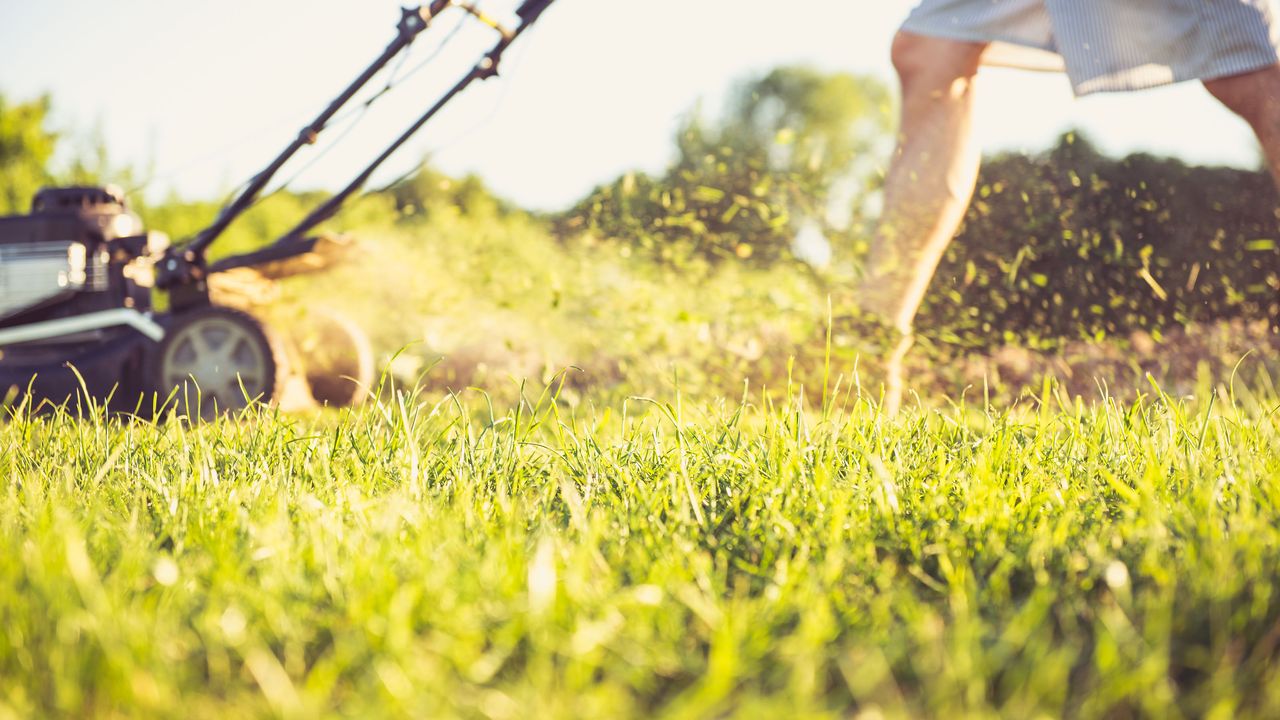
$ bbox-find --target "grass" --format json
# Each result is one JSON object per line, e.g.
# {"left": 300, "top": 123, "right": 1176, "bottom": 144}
{"left": 3, "top": 375, "right": 1280, "bottom": 719}
{"left": 4, "top": 210, "right": 1279, "bottom": 718}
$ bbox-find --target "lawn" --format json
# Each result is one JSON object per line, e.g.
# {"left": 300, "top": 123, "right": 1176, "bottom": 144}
{"left": 5, "top": 43, "right": 1280, "bottom": 719}
{"left": 3, "top": 379, "right": 1279, "bottom": 718}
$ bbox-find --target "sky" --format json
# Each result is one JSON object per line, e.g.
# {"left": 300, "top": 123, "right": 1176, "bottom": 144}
{"left": 0, "top": 0, "right": 1266, "bottom": 211}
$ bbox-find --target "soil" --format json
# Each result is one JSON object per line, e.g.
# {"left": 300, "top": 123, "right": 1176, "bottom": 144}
{"left": 923, "top": 318, "right": 1280, "bottom": 405}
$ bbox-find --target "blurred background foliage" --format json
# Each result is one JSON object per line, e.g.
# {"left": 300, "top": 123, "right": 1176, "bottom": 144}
{"left": 923, "top": 133, "right": 1280, "bottom": 349}
{"left": 556, "top": 67, "right": 894, "bottom": 266}
{"left": 2, "top": 64, "right": 1278, "bottom": 402}
{"left": 0, "top": 94, "right": 57, "bottom": 214}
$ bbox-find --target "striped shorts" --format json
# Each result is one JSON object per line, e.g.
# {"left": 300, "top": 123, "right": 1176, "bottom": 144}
{"left": 902, "top": 0, "right": 1280, "bottom": 95}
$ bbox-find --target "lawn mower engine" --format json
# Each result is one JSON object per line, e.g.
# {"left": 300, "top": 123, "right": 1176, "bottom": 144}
{"left": 0, "top": 186, "right": 277, "bottom": 416}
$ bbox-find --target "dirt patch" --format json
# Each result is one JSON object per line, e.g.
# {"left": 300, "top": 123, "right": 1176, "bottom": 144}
{"left": 928, "top": 319, "right": 1280, "bottom": 403}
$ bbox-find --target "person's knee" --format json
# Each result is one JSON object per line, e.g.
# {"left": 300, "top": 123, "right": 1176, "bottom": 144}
{"left": 1204, "top": 64, "right": 1280, "bottom": 125}
{"left": 891, "top": 32, "right": 986, "bottom": 95}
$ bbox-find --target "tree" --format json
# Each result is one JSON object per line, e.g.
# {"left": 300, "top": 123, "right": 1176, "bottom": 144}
{"left": 0, "top": 94, "right": 58, "bottom": 214}
{"left": 560, "top": 66, "right": 893, "bottom": 266}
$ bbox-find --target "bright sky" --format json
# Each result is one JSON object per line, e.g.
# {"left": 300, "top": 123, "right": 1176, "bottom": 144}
{"left": 0, "top": 0, "right": 1265, "bottom": 211}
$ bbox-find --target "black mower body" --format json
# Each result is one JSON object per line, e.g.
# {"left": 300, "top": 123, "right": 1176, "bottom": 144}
{"left": 0, "top": 186, "right": 167, "bottom": 411}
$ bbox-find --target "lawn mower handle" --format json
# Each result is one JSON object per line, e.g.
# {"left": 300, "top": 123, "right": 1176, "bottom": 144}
{"left": 182, "top": 2, "right": 455, "bottom": 261}
{"left": 208, "top": 0, "right": 560, "bottom": 276}
{"left": 517, "top": 0, "right": 556, "bottom": 23}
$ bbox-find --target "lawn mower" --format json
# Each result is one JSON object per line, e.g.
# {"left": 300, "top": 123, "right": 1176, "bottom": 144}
{"left": 0, "top": 0, "right": 556, "bottom": 417}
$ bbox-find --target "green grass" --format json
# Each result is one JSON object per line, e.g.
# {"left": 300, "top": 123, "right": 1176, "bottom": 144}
{"left": 3, "top": 379, "right": 1280, "bottom": 719}
{"left": 4, "top": 208, "right": 1279, "bottom": 718}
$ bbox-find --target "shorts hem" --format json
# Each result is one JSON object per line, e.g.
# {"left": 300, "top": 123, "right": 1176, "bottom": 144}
{"left": 1074, "top": 50, "right": 1280, "bottom": 96}
{"left": 898, "top": 19, "right": 1056, "bottom": 56}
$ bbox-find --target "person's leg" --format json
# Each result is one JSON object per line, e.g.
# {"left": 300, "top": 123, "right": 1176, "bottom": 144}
{"left": 861, "top": 32, "right": 989, "bottom": 413}
{"left": 1204, "top": 63, "right": 1280, "bottom": 188}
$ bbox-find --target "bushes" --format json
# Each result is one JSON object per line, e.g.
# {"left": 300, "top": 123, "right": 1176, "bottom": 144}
{"left": 918, "top": 134, "right": 1280, "bottom": 348}
{"left": 143, "top": 190, "right": 398, "bottom": 260}
{"left": 562, "top": 124, "right": 1280, "bottom": 352}
{"left": 558, "top": 67, "right": 892, "bottom": 268}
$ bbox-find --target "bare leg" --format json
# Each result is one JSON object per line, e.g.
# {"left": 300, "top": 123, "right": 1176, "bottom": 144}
{"left": 861, "top": 32, "right": 988, "bottom": 413}
{"left": 1204, "top": 63, "right": 1280, "bottom": 189}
